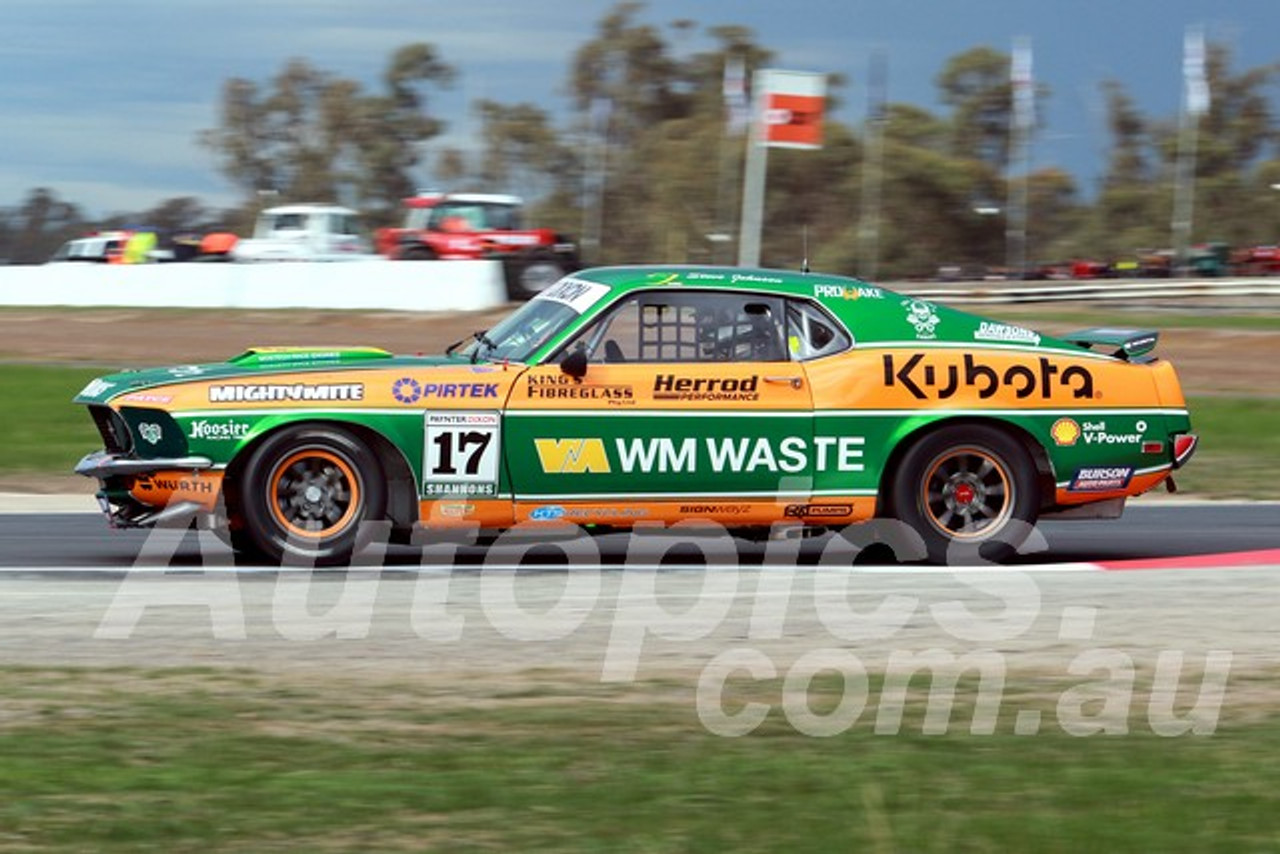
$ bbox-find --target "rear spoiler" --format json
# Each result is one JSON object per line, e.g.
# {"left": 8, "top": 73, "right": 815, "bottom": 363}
{"left": 1063, "top": 327, "right": 1159, "bottom": 361}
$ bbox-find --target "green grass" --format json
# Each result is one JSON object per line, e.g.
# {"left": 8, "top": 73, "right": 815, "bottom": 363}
{"left": 0, "top": 364, "right": 108, "bottom": 476}
{"left": 987, "top": 308, "right": 1280, "bottom": 333}
{"left": 1173, "top": 397, "right": 1280, "bottom": 498}
{"left": 2, "top": 362, "right": 1275, "bottom": 498}
{"left": 1, "top": 668, "right": 1278, "bottom": 852}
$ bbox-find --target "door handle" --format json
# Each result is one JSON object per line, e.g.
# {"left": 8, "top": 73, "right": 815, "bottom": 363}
{"left": 764, "top": 376, "right": 804, "bottom": 390}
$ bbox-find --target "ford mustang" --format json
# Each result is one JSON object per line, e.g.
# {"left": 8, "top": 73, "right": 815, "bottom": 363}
{"left": 74, "top": 265, "right": 1197, "bottom": 564}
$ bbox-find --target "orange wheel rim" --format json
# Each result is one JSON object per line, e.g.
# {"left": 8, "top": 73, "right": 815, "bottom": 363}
{"left": 267, "top": 448, "right": 361, "bottom": 539}
{"left": 920, "top": 447, "right": 1012, "bottom": 540}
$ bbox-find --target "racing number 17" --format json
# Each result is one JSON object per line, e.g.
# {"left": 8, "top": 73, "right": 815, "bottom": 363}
{"left": 431, "top": 430, "right": 491, "bottom": 476}
{"left": 424, "top": 412, "right": 502, "bottom": 495}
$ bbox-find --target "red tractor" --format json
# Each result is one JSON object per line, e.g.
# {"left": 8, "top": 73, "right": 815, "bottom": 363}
{"left": 375, "top": 192, "right": 580, "bottom": 298}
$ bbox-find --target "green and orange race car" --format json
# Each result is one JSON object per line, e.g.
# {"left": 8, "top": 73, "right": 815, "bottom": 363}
{"left": 74, "top": 265, "right": 1197, "bottom": 564}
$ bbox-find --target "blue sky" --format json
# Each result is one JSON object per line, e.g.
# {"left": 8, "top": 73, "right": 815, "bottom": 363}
{"left": 3, "top": 0, "right": 1277, "bottom": 217}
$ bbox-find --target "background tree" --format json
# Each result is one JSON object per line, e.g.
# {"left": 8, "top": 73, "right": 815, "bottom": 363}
{"left": 567, "top": 5, "right": 775, "bottom": 264}
{"left": 200, "top": 43, "right": 454, "bottom": 224}
{"left": 2, "top": 188, "right": 87, "bottom": 264}
{"left": 937, "top": 46, "right": 1017, "bottom": 171}
{"left": 1083, "top": 79, "right": 1167, "bottom": 258}
{"left": 1184, "top": 44, "right": 1280, "bottom": 248}
{"left": 8, "top": 5, "right": 1280, "bottom": 276}
{"left": 472, "top": 100, "right": 579, "bottom": 202}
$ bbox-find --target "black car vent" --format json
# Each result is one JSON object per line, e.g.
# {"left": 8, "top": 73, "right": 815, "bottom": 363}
{"left": 90, "top": 405, "right": 133, "bottom": 454}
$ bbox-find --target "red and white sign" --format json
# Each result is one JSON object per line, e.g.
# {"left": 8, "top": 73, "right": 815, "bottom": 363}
{"left": 757, "top": 69, "right": 826, "bottom": 150}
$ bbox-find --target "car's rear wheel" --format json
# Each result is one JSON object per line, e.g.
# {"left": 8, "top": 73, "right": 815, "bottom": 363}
{"left": 509, "top": 253, "right": 567, "bottom": 299}
{"left": 400, "top": 245, "right": 437, "bottom": 261}
{"left": 233, "top": 426, "right": 386, "bottom": 566}
{"left": 886, "top": 425, "right": 1039, "bottom": 564}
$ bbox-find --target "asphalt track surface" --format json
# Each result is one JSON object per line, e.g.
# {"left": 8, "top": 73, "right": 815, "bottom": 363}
{"left": 2, "top": 500, "right": 1277, "bottom": 718}
{"left": 1, "top": 502, "right": 1278, "bottom": 570}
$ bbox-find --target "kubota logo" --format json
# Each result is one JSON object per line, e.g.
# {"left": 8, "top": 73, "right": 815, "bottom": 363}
{"left": 534, "top": 439, "right": 612, "bottom": 474}
{"left": 882, "top": 353, "right": 1096, "bottom": 401}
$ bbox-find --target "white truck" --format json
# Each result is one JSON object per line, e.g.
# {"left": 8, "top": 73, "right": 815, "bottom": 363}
{"left": 230, "top": 204, "right": 378, "bottom": 262}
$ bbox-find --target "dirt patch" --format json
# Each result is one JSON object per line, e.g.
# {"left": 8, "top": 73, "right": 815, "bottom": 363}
{"left": 0, "top": 306, "right": 513, "bottom": 367}
{"left": 1, "top": 303, "right": 1274, "bottom": 396}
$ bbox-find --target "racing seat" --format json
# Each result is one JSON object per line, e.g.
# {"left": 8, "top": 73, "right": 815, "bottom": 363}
{"left": 604, "top": 339, "right": 626, "bottom": 363}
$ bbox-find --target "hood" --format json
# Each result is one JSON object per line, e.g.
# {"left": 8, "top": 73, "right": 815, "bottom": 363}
{"left": 73, "top": 347, "right": 460, "bottom": 405}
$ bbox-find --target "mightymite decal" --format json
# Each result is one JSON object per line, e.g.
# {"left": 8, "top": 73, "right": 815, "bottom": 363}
{"left": 208, "top": 383, "right": 365, "bottom": 403}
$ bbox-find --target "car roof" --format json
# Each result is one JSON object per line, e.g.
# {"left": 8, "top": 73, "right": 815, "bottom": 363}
{"left": 562, "top": 265, "right": 1084, "bottom": 356}
{"left": 567, "top": 264, "right": 892, "bottom": 309}
{"left": 261, "top": 204, "right": 360, "bottom": 216}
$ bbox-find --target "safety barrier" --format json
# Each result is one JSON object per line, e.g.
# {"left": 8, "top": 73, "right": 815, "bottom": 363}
{"left": 901, "top": 277, "right": 1280, "bottom": 304}
{"left": 2, "top": 263, "right": 1277, "bottom": 311}
{"left": 0, "top": 259, "right": 509, "bottom": 312}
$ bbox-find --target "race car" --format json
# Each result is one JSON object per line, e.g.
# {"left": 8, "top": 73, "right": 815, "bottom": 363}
{"left": 73, "top": 265, "right": 1197, "bottom": 565}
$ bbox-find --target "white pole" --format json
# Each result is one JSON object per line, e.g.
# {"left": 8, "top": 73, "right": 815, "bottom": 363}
{"left": 858, "top": 51, "right": 887, "bottom": 282}
{"left": 737, "top": 70, "right": 771, "bottom": 268}
{"left": 1172, "top": 25, "right": 1208, "bottom": 276}
{"left": 580, "top": 97, "right": 610, "bottom": 264}
{"left": 1006, "top": 37, "right": 1033, "bottom": 279}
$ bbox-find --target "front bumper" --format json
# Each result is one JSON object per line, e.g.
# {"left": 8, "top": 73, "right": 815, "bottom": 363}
{"left": 75, "top": 450, "right": 219, "bottom": 529}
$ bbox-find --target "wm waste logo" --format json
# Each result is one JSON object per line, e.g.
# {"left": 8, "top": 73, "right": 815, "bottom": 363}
{"left": 534, "top": 439, "right": 612, "bottom": 474}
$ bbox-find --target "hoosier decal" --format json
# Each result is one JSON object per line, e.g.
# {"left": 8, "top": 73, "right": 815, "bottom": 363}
{"left": 187, "top": 419, "right": 252, "bottom": 441}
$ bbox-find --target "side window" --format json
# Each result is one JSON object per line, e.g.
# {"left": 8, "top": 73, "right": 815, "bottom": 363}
{"left": 786, "top": 300, "right": 851, "bottom": 360}
{"left": 565, "top": 291, "right": 788, "bottom": 363}
{"left": 332, "top": 214, "right": 359, "bottom": 237}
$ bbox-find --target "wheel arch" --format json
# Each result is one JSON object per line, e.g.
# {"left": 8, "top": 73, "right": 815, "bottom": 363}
{"left": 399, "top": 242, "right": 438, "bottom": 261}
{"left": 876, "top": 415, "right": 1056, "bottom": 515}
{"left": 223, "top": 417, "right": 418, "bottom": 535}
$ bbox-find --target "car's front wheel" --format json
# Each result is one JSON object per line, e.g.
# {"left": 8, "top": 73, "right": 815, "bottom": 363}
{"left": 886, "top": 425, "right": 1039, "bottom": 564}
{"left": 233, "top": 425, "right": 386, "bottom": 566}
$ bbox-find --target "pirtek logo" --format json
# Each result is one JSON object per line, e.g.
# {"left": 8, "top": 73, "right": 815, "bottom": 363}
{"left": 534, "top": 438, "right": 612, "bottom": 473}
{"left": 882, "top": 353, "right": 1095, "bottom": 401}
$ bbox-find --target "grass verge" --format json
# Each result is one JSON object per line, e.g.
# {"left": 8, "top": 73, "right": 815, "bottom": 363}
{"left": 1, "top": 667, "right": 1278, "bottom": 852}
{"left": 988, "top": 307, "right": 1280, "bottom": 332}
{"left": 0, "top": 364, "right": 106, "bottom": 478}
{"left": 0, "top": 362, "right": 1275, "bottom": 498}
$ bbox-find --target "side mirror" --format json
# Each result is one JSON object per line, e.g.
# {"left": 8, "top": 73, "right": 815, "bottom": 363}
{"left": 560, "top": 348, "right": 588, "bottom": 382}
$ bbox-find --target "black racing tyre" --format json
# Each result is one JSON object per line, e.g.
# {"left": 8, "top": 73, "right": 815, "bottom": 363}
{"left": 886, "top": 425, "right": 1039, "bottom": 565}
{"left": 400, "top": 245, "right": 437, "bottom": 261}
{"left": 509, "top": 253, "right": 567, "bottom": 299}
{"left": 233, "top": 425, "right": 386, "bottom": 566}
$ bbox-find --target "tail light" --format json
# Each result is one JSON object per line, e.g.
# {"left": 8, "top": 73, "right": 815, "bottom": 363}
{"left": 1172, "top": 433, "right": 1198, "bottom": 468}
